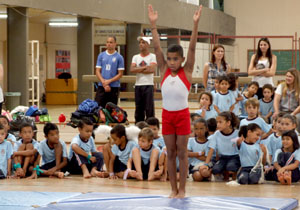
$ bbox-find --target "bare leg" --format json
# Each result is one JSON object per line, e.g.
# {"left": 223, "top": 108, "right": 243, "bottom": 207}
{"left": 130, "top": 148, "right": 143, "bottom": 181}
{"left": 148, "top": 149, "right": 160, "bottom": 181}
{"left": 103, "top": 143, "right": 112, "bottom": 172}
{"left": 192, "top": 171, "right": 203, "bottom": 182}
{"left": 164, "top": 134, "right": 178, "bottom": 198}
{"left": 200, "top": 168, "right": 211, "bottom": 179}
{"left": 81, "top": 164, "right": 91, "bottom": 178}
{"left": 154, "top": 149, "right": 165, "bottom": 179}
{"left": 284, "top": 171, "right": 292, "bottom": 185}
{"left": 175, "top": 135, "right": 189, "bottom": 199}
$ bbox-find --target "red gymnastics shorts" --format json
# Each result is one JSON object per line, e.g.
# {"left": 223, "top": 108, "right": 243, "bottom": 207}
{"left": 162, "top": 108, "right": 191, "bottom": 135}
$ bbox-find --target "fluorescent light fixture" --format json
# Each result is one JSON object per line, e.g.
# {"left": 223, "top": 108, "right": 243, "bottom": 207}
{"left": 48, "top": 22, "right": 78, "bottom": 27}
{"left": 0, "top": 14, "right": 7, "bottom": 19}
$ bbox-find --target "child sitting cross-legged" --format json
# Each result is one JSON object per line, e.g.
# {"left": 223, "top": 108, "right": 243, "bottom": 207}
{"left": 13, "top": 123, "right": 39, "bottom": 178}
{"left": 127, "top": 127, "right": 160, "bottom": 181}
{"left": 28, "top": 123, "right": 68, "bottom": 179}
{"left": 68, "top": 118, "right": 104, "bottom": 178}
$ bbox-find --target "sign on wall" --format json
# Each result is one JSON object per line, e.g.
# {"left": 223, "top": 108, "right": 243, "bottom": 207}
{"left": 55, "top": 50, "right": 70, "bottom": 78}
{"left": 94, "top": 25, "right": 126, "bottom": 45}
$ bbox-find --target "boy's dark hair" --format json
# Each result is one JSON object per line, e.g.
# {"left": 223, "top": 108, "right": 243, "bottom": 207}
{"left": 238, "top": 123, "right": 261, "bottom": 138}
{"left": 248, "top": 81, "right": 259, "bottom": 89}
{"left": 78, "top": 118, "right": 93, "bottom": 128}
{"left": 146, "top": 117, "right": 160, "bottom": 129}
{"left": 198, "top": 92, "right": 213, "bottom": 106}
{"left": 135, "top": 121, "right": 149, "bottom": 130}
{"left": 20, "top": 123, "right": 33, "bottom": 132}
{"left": 190, "top": 113, "right": 200, "bottom": 122}
{"left": 207, "top": 118, "right": 217, "bottom": 133}
{"left": 0, "top": 115, "right": 9, "bottom": 124}
{"left": 167, "top": 44, "right": 183, "bottom": 57}
{"left": 227, "top": 73, "right": 239, "bottom": 91}
{"left": 111, "top": 124, "right": 127, "bottom": 139}
{"left": 138, "top": 127, "right": 154, "bottom": 141}
{"left": 262, "top": 84, "right": 273, "bottom": 92}
{"left": 282, "top": 130, "right": 299, "bottom": 151}
{"left": 217, "top": 75, "right": 229, "bottom": 83}
{"left": 218, "top": 111, "right": 240, "bottom": 129}
{"left": 43, "top": 122, "right": 59, "bottom": 136}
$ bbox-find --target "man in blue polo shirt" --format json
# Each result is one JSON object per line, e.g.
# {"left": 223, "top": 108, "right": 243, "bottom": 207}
{"left": 95, "top": 36, "right": 124, "bottom": 108}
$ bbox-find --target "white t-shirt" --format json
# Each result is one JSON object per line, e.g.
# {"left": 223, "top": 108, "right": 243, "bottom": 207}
{"left": 252, "top": 59, "right": 274, "bottom": 87}
{"left": 131, "top": 53, "right": 157, "bottom": 86}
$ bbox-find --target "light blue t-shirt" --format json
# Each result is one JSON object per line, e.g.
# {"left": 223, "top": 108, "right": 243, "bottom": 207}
{"left": 68, "top": 135, "right": 97, "bottom": 160}
{"left": 130, "top": 144, "right": 159, "bottom": 165}
{"left": 265, "top": 133, "right": 282, "bottom": 163}
{"left": 96, "top": 51, "right": 125, "bottom": 87}
{"left": 112, "top": 140, "right": 137, "bottom": 165}
{"left": 259, "top": 98, "right": 274, "bottom": 117}
{"left": 13, "top": 139, "right": 39, "bottom": 152}
{"left": 195, "top": 106, "right": 217, "bottom": 120}
{"left": 240, "top": 117, "right": 271, "bottom": 134}
{"left": 6, "top": 133, "right": 17, "bottom": 143}
{"left": 239, "top": 94, "right": 258, "bottom": 117}
{"left": 38, "top": 139, "right": 68, "bottom": 165}
{"left": 187, "top": 137, "right": 209, "bottom": 166}
{"left": 153, "top": 136, "right": 165, "bottom": 151}
{"left": 211, "top": 90, "right": 218, "bottom": 101}
{"left": 213, "top": 90, "right": 236, "bottom": 113}
{"left": 231, "top": 89, "right": 240, "bottom": 116}
{"left": 0, "top": 141, "right": 13, "bottom": 177}
{"left": 238, "top": 141, "right": 261, "bottom": 167}
{"left": 208, "top": 130, "right": 239, "bottom": 156}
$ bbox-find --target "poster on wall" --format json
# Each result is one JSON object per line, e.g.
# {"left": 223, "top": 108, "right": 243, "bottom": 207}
{"left": 55, "top": 50, "right": 70, "bottom": 78}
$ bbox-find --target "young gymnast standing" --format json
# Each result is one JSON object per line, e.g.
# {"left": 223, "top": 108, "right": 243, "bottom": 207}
{"left": 148, "top": 4, "right": 202, "bottom": 198}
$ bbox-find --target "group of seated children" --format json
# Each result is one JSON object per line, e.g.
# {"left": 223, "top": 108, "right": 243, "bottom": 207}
{"left": 0, "top": 94, "right": 299, "bottom": 186}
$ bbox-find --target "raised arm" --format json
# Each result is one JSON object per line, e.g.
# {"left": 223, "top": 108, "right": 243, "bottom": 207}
{"left": 184, "top": 5, "right": 202, "bottom": 81}
{"left": 148, "top": 5, "right": 167, "bottom": 79}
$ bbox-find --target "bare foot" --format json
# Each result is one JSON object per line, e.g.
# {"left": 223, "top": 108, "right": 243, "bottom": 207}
{"left": 278, "top": 174, "right": 286, "bottom": 185}
{"left": 160, "top": 173, "right": 167, "bottom": 182}
{"left": 98, "top": 171, "right": 109, "bottom": 178}
{"left": 90, "top": 169, "right": 102, "bottom": 177}
{"left": 56, "top": 172, "right": 64, "bottom": 179}
{"left": 168, "top": 190, "right": 178, "bottom": 198}
{"left": 175, "top": 190, "right": 185, "bottom": 199}
{"left": 284, "top": 171, "right": 292, "bottom": 185}
{"left": 129, "top": 170, "right": 143, "bottom": 181}
{"left": 83, "top": 171, "right": 92, "bottom": 179}
{"left": 16, "top": 168, "right": 25, "bottom": 178}
{"left": 154, "top": 169, "right": 163, "bottom": 177}
{"left": 148, "top": 172, "right": 155, "bottom": 181}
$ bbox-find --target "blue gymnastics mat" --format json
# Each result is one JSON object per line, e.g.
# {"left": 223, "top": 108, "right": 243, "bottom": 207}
{"left": 0, "top": 191, "right": 298, "bottom": 210}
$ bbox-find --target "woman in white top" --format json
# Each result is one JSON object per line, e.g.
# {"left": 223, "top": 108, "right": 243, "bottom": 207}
{"left": 273, "top": 68, "right": 300, "bottom": 132}
{"left": 248, "top": 37, "right": 277, "bottom": 99}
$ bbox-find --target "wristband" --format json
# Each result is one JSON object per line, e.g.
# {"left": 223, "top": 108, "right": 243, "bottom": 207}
{"left": 33, "top": 165, "right": 44, "bottom": 176}
{"left": 204, "top": 163, "right": 209, "bottom": 167}
{"left": 87, "top": 154, "right": 92, "bottom": 164}
{"left": 13, "top": 163, "right": 21, "bottom": 170}
{"left": 109, "top": 172, "right": 114, "bottom": 177}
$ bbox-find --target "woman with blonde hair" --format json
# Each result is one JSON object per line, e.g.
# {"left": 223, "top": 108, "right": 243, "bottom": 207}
{"left": 203, "top": 44, "right": 231, "bottom": 91}
{"left": 273, "top": 68, "right": 300, "bottom": 132}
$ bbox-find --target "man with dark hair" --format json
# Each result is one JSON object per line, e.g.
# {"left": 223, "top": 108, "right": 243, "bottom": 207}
{"left": 95, "top": 36, "right": 124, "bottom": 108}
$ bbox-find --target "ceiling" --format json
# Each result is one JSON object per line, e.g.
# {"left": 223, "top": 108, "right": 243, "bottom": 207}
{"left": 0, "top": 4, "right": 124, "bottom": 25}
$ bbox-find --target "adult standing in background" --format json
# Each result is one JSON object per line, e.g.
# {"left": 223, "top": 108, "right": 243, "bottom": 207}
{"left": 203, "top": 44, "right": 231, "bottom": 92}
{"left": 0, "top": 61, "right": 3, "bottom": 114}
{"left": 95, "top": 36, "right": 124, "bottom": 108}
{"left": 130, "top": 36, "right": 157, "bottom": 123}
{"left": 273, "top": 68, "right": 300, "bottom": 132}
{"left": 248, "top": 37, "right": 277, "bottom": 99}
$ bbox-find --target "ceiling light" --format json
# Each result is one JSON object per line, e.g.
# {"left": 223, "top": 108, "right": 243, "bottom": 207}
{"left": 48, "top": 22, "right": 78, "bottom": 27}
{"left": 0, "top": 14, "right": 7, "bottom": 19}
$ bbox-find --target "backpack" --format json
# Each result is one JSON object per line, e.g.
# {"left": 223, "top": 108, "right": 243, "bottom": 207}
{"left": 25, "top": 105, "right": 38, "bottom": 116}
{"left": 104, "top": 102, "right": 127, "bottom": 123}
{"left": 78, "top": 99, "right": 99, "bottom": 114}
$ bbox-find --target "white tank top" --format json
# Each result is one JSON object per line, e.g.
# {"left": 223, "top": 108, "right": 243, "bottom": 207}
{"left": 161, "top": 68, "right": 190, "bottom": 111}
{"left": 252, "top": 59, "right": 274, "bottom": 87}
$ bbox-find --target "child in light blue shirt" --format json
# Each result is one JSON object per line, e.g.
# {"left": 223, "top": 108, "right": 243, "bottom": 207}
{"left": 0, "top": 125, "right": 13, "bottom": 178}
{"left": 259, "top": 84, "right": 274, "bottom": 123}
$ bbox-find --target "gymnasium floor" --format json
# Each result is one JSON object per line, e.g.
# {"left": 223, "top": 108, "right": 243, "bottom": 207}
{"left": 1, "top": 101, "right": 300, "bottom": 209}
